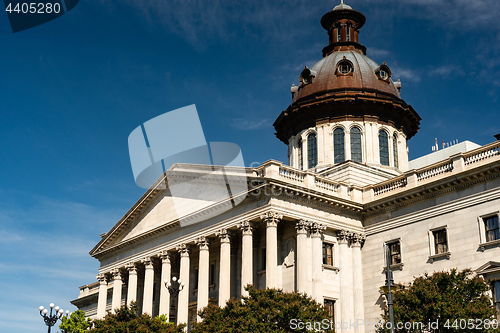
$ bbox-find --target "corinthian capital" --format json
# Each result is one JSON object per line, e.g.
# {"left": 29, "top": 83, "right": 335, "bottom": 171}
{"left": 310, "top": 222, "right": 326, "bottom": 237}
{"left": 195, "top": 236, "right": 210, "bottom": 250}
{"left": 351, "top": 233, "right": 366, "bottom": 247}
{"left": 260, "top": 211, "right": 283, "bottom": 227}
{"left": 295, "top": 219, "right": 309, "bottom": 234}
{"left": 216, "top": 229, "right": 233, "bottom": 243}
{"left": 336, "top": 229, "right": 350, "bottom": 244}
{"left": 176, "top": 243, "right": 191, "bottom": 256}
{"left": 237, "top": 220, "right": 254, "bottom": 235}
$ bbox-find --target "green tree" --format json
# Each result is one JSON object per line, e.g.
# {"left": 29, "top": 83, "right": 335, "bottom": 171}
{"left": 191, "top": 285, "right": 333, "bottom": 333}
{"left": 90, "top": 302, "right": 185, "bottom": 333}
{"left": 58, "top": 310, "right": 92, "bottom": 333}
{"left": 378, "top": 268, "right": 499, "bottom": 333}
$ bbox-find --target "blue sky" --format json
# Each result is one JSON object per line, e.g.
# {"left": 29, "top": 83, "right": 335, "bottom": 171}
{"left": 1, "top": 0, "right": 499, "bottom": 331}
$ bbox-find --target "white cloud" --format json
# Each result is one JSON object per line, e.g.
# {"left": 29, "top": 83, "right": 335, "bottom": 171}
{"left": 429, "top": 64, "right": 465, "bottom": 77}
{"left": 230, "top": 118, "right": 272, "bottom": 130}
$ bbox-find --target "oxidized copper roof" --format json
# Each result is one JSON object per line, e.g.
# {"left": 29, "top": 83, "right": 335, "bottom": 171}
{"left": 293, "top": 49, "right": 400, "bottom": 104}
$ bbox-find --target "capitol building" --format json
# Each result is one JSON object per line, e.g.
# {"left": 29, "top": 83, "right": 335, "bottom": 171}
{"left": 71, "top": 2, "right": 500, "bottom": 332}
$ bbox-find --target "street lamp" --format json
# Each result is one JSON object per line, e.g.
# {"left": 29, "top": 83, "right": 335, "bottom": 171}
{"left": 38, "top": 303, "right": 69, "bottom": 333}
{"left": 164, "top": 276, "right": 184, "bottom": 297}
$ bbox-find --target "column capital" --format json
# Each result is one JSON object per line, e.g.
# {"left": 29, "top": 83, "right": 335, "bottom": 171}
{"left": 295, "top": 219, "right": 310, "bottom": 234}
{"left": 336, "top": 229, "right": 351, "bottom": 244}
{"left": 195, "top": 236, "right": 211, "bottom": 250}
{"left": 350, "top": 232, "right": 366, "bottom": 247}
{"left": 237, "top": 220, "right": 254, "bottom": 235}
{"left": 111, "top": 269, "right": 123, "bottom": 280}
{"left": 142, "top": 256, "right": 154, "bottom": 269}
{"left": 216, "top": 229, "right": 233, "bottom": 243}
{"left": 260, "top": 211, "right": 283, "bottom": 227}
{"left": 126, "top": 262, "right": 138, "bottom": 274}
{"left": 176, "top": 243, "right": 191, "bottom": 257}
{"left": 96, "top": 273, "right": 107, "bottom": 284}
{"left": 158, "top": 251, "right": 172, "bottom": 263}
{"left": 310, "top": 222, "right": 326, "bottom": 238}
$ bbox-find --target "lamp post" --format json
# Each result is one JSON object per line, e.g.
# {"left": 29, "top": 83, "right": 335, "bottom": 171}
{"left": 385, "top": 245, "right": 395, "bottom": 333}
{"left": 38, "top": 303, "right": 69, "bottom": 333}
{"left": 164, "top": 276, "right": 184, "bottom": 297}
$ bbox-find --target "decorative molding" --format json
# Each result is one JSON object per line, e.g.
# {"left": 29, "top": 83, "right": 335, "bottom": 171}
{"left": 479, "top": 239, "right": 500, "bottom": 252}
{"left": 96, "top": 273, "right": 107, "bottom": 283}
{"left": 111, "top": 269, "right": 123, "bottom": 280}
{"left": 158, "top": 251, "right": 171, "bottom": 263}
{"left": 428, "top": 251, "right": 451, "bottom": 263}
{"left": 350, "top": 232, "right": 366, "bottom": 247}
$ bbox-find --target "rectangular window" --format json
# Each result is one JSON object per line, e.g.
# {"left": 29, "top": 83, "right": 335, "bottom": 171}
{"left": 261, "top": 248, "right": 266, "bottom": 271}
{"left": 484, "top": 216, "right": 500, "bottom": 242}
{"left": 324, "top": 299, "right": 335, "bottom": 322}
{"left": 322, "top": 243, "right": 333, "bottom": 266}
{"left": 194, "top": 268, "right": 199, "bottom": 290}
{"left": 387, "top": 241, "right": 401, "bottom": 265}
{"left": 346, "top": 26, "right": 350, "bottom": 41}
{"left": 494, "top": 281, "right": 500, "bottom": 315}
{"left": 337, "top": 28, "right": 341, "bottom": 42}
{"left": 209, "top": 262, "right": 215, "bottom": 286}
{"left": 433, "top": 229, "right": 448, "bottom": 254}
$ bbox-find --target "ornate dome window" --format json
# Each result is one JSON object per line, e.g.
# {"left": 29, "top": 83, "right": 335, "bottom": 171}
{"left": 336, "top": 58, "right": 353, "bottom": 76}
{"left": 300, "top": 66, "right": 317, "bottom": 85}
{"left": 375, "top": 62, "right": 391, "bottom": 82}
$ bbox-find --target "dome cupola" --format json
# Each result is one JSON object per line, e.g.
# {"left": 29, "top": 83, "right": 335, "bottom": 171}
{"left": 274, "top": 2, "right": 421, "bottom": 177}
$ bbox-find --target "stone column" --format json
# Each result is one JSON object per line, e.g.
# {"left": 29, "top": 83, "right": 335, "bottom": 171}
{"left": 311, "top": 222, "right": 326, "bottom": 303}
{"left": 237, "top": 221, "right": 253, "bottom": 297}
{"left": 352, "top": 233, "right": 366, "bottom": 333}
{"left": 195, "top": 237, "right": 210, "bottom": 321}
{"left": 158, "top": 251, "right": 171, "bottom": 317}
{"left": 338, "top": 230, "right": 353, "bottom": 331}
{"left": 126, "top": 263, "right": 138, "bottom": 306}
{"left": 216, "top": 229, "right": 232, "bottom": 306}
{"left": 111, "top": 269, "right": 123, "bottom": 312}
{"left": 177, "top": 244, "right": 191, "bottom": 325}
{"left": 96, "top": 273, "right": 108, "bottom": 319}
{"left": 260, "top": 211, "right": 283, "bottom": 289}
{"left": 142, "top": 257, "right": 155, "bottom": 315}
{"left": 295, "top": 220, "right": 309, "bottom": 293}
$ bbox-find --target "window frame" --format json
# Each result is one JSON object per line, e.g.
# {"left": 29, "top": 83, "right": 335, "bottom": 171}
{"left": 350, "top": 126, "right": 363, "bottom": 163}
{"left": 384, "top": 239, "right": 403, "bottom": 269}
{"left": 307, "top": 133, "right": 318, "bottom": 169}
{"left": 333, "top": 127, "right": 345, "bottom": 164}
{"left": 379, "top": 129, "right": 390, "bottom": 166}
{"left": 393, "top": 134, "right": 399, "bottom": 169}
{"left": 493, "top": 281, "right": 500, "bottom": 315}
{"left": 324, "top": 298, "right": 336, "bottom": 322}
{"left": 428, "top": 226, "right": 451, "bottom": 262}
{"left": 322, "top": 242, "right": 334, "bottom": 266}
{"left": 298, "top": 138, "right": 303, "bottom": 170}
{"left": 479, "top": 212, "right": 500, "bottom": 250}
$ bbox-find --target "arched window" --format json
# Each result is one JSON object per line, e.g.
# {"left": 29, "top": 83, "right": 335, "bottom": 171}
{"left": 350, "top": 127, "right": 362, "bottom": 163}
{"left": 307, "top": 133, "right": 317, "bottom": 169}
{"left": 379, "top": 130, "right": 389, "bottom": 166}
{"left": 298, "top": 139, "right": 303, "bottom": 170}
{"left": 333, "top": 128, "right": 345, "bottom": 164}
{"left": 393, "top": 135, "right": 399, "bottom": 168}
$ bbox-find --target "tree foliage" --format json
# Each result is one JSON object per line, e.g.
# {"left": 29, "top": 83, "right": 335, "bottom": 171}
{"left": 58, "top": 310, "right": 92, "bottom": 333}
{"left": 191, "top": 285, "right": 332, "bottom": 333}
{"left": 378, "top": 269, "right": 499, "bottom": 333}
{"left": 90, "top": 302, "right": 185, "bottom": 333}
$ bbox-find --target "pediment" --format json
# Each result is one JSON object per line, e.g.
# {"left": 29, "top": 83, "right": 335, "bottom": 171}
{"left": 476, "top": 261, "right": 500, "bottom": 275}
{"left": 90, "top": 164, "right": 250, "bottom": 256}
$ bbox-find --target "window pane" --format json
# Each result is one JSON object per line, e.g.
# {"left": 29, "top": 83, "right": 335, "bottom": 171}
{"left": 298, "top": 140, "right": 303, "bottom": 170}
{"left": 324, "top": 299, "right": 335, "bottom": 321}
{"left": 308, "top": 133, "right": 317, "bottom": 169}
{"left": 262, "top": 248, "right": 266, "bottom": 271}
{"left": 379, "top": 130, "right": 389, "bottom": 166}
{"left": 393, "top": 135, "right": 399, "bottom": 168}
{"left": 388, "top": 242, "right": 401, "bottom": 265}
{"left": 334, "top": 128, "right": 345, "bottom": 164}
{"left": 350, "top": 127, "right": 362, "bottom": 163}
{"left": 485, "top": 216, "right": 500, "bottom": 242}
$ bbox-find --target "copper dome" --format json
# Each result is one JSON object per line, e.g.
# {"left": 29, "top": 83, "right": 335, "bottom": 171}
{"left": 274, "top": 3, "right": 421, "bottom": 144}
